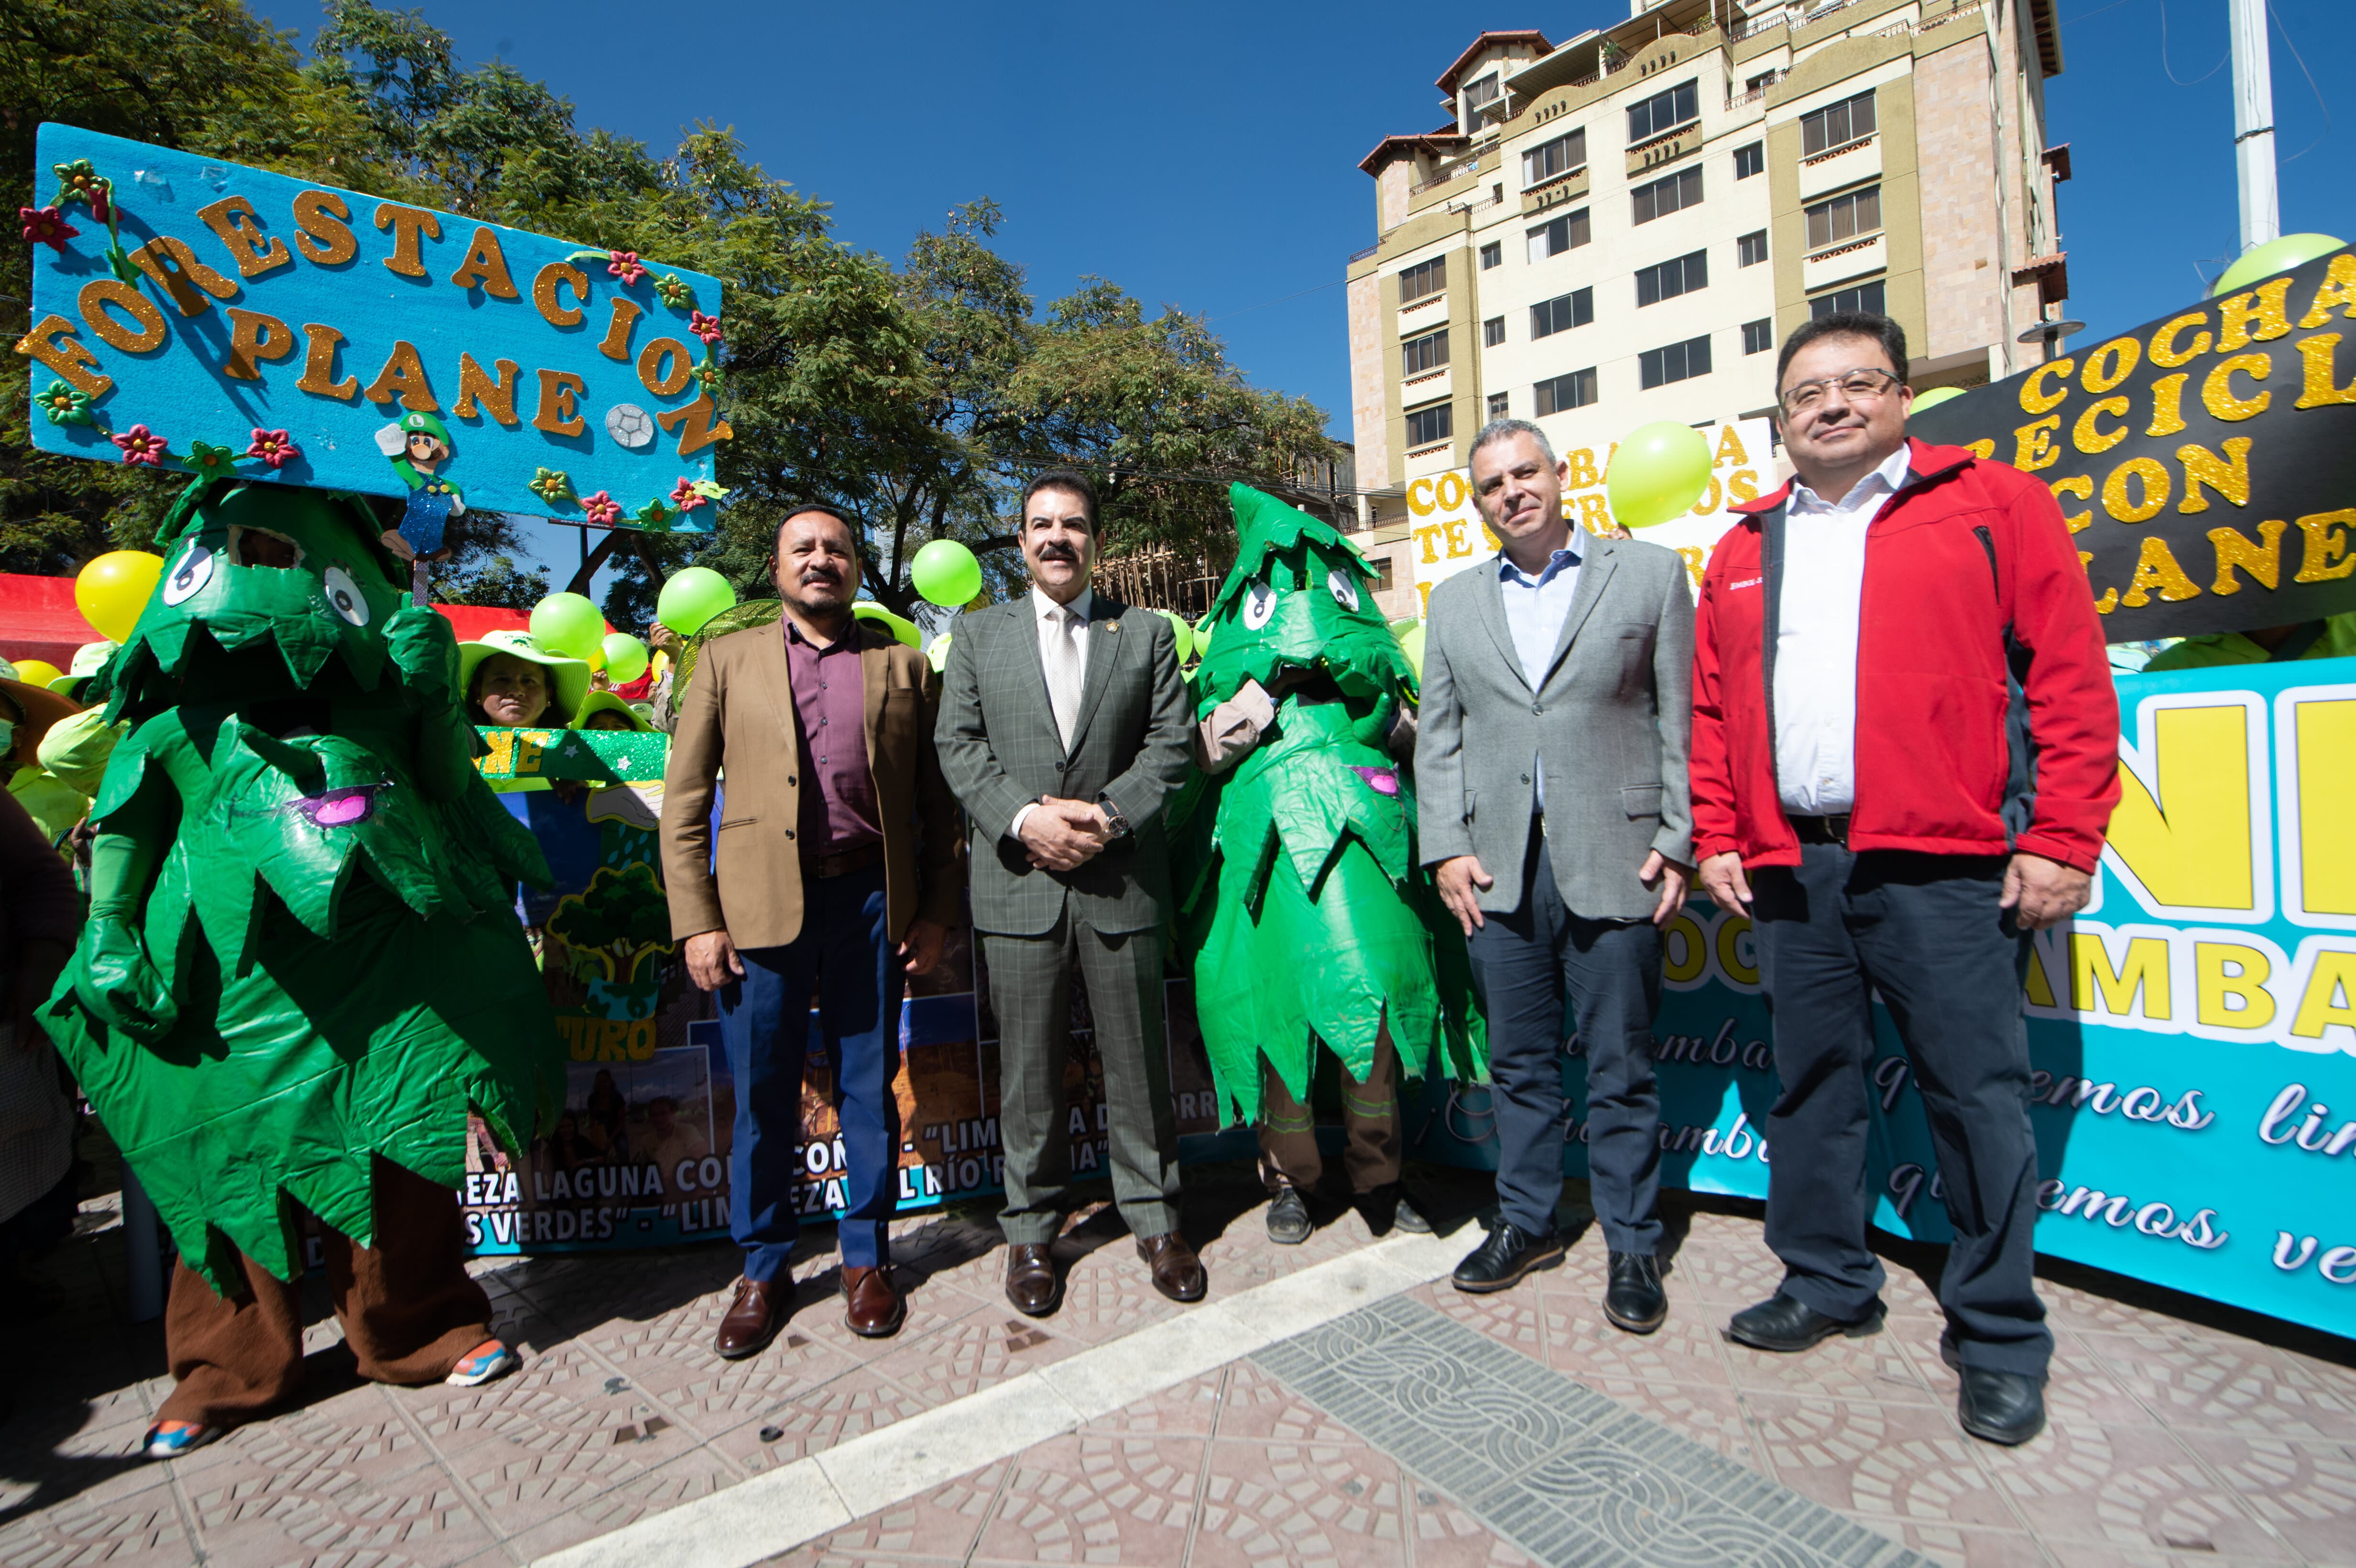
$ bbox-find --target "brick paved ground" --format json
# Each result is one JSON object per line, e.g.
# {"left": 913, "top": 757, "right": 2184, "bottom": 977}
{"left": 5, "top": 1157, "right": 2353, "bottom": 1568}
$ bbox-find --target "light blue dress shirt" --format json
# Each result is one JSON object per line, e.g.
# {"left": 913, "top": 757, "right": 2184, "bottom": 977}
{"left": 1496, "top": 543, "right": 1582, "bottom": 812}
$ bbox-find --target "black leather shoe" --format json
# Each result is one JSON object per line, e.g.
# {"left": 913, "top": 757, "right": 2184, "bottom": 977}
{"left": 1004, "top": 1243, "right": 1061, "bottom": 1318}
{"left": 1602, "top": 1251, "right": 1667, "bottom": 1334}
{"left": 1725, "top": 1292, "right": 1884, "bottom": 1352}
{"left": 1957, "top": 1366, "right": 2047, "bottom": 1445}
{"left": 1266, "top": 1185, "right": 1312, "bottom": 1246}
{"left": 1451, "top": 1222, "right": 1565, "bottom": 1294}
{"left": 1353, "top": 1184, "right": 1432, "bottom": 1235}
{"left": 1388, "top": 1189, "right": 1432, "bottom": 1235}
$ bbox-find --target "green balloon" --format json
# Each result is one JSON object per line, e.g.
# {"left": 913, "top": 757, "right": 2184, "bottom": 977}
{"left": 601, "top": 632, "right": 649, "bottom": 685}
{"left": 2213, "top": 233, "right": 2346, "bottom": 298}
{"left": 1194, "top": 614, "right": 1215, "bottom": 654}
{"left": 656, "top": 566, "right": 737, "bottom": 637}
{"left": 911, "top": 539, "right": 982, "bottom": 609}
{"left": 1606, "top": 420, "right": 1716, "bottom": 530}
{"left": 1910, "top": 386, "right": 1967, "bottom": 413}
{"left": 1160, "top": 608, "right": 1194, "bottom": 663}
{"left": 851, "top": 601, "right": 922, "bottom": 647}
{"left": 927, "top": 632, "right": 952, "bottom": 673}
{"left": 529, "top": 592, "right": 605, "bottom": 659}
{"left": 1396, "top": 621, "right": 1426, "bottom": 680}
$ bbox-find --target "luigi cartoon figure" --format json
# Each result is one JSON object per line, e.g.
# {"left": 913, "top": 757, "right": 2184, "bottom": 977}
{"left": 374, "top": 410, "right": 465, "bottom": 567}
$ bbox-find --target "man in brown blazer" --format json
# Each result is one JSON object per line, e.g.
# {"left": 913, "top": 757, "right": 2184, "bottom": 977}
{"left": 662, "top": 506, "right": 960, "bottom": 1354}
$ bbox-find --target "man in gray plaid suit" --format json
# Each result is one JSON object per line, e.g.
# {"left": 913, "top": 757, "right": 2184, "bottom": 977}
{"left": 935, "top": 470, "right": 1202, "bottom": 1316}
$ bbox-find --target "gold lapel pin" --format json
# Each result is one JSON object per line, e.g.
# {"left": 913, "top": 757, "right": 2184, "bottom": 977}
{"left": 1105, "top": 621, "right": 1120, "bottom": 632}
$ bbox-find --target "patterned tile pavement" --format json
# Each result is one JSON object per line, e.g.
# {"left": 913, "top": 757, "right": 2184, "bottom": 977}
{"left": 5, "top": 1162, "right": 2353, "bottom": 1568}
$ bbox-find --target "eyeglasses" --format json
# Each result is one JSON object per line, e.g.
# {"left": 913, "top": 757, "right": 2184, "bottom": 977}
{"left": 1779, "top": 367, "right": 1902, "bottom": 416}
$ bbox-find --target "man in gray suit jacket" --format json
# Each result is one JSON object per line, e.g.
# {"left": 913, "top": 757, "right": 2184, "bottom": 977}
{"left": 935, "top": 470, "right": 1202, "bottom": 1317}
{"left": 1417, "top": 419, "right": 1694, "bottom": 1331}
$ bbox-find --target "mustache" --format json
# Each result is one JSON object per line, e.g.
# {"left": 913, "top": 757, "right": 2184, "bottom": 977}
{"left": 1036, "top": 544, "right": 1080, "bottom": 563}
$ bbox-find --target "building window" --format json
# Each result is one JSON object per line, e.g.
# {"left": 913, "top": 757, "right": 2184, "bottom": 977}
{"left": 1627, "top": 79, "right": 1699, "bottom": 143}
{"left": 1743, "top": 317, "right": 1775, "bottom": 355}
{"left": 1483, "top": 316, "right": 1506, "bottom": 348}
{"left": 1462, "top": 72, "right": 1502, "bottom": 129}
{"left": 1631, "top": 167, "right": 1702, "bottom": 225}
{"left": 1810, "top": 280, "right": 1888, "bottom": 317}
{"left": 1406, "top": 402, "right": 1453, "bottom": 447}
{"left": 1522, "top": 128, "right": 1587, "bottom": 188}
{"left": 1534, "top": 369, "right": 1597, "bottom": 416}
{"left": 1372, "top": 556, "right": 1396, "bottom": 593}
{"left": 1487, "top": 391, "right": 1510, "bottom": 420}
{"left": 1402, "top": 327, "right": 1450, "bottom": 376}
{"left": 1530, "top": 288, "right": 1593, "bottom": 339}
{"left": 1805, "top": 185, "right": 1882, "bottom": 250}
{"left": 1738, "top": 229, "right": 1769, "bottom": 267}
{"left": 1639, "top": 334, "right": 1712, "bottom": 389}
{"left": 1801, "top": 89, "right": 1877, "bottom": 157}
{"left": 1398, "top": 256, "right": 1446, "bottom": 304}
{"left": 1479, "top": 240, "right": 1502, "bottom": 270}
{"left": 1745, "top": 72, "right": 1778, "bottom": 96}
{"left": 1734, "top": 141, "right": 1764, "bottom": 179}
{"left": 1525, "top": 208, "right": 1591, "bottom": 263}
{"left": 1636, "top": 250, "right": 1709, "bottom": 307}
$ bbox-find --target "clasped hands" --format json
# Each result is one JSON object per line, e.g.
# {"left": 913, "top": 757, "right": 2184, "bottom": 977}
{"left": 1020, "top": 797, "right": 1113, "bottom": 871}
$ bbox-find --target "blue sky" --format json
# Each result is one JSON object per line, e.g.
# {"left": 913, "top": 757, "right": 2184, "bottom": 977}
{"left": 284, "top": 0, "right": 2348, "bottom": 589}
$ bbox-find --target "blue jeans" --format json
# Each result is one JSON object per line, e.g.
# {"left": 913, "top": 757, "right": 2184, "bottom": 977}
{"left": 717, "top": 865, "right": 903, "bottom": 1278}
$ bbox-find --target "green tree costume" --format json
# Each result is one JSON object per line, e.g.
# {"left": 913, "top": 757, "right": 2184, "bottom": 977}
{"left": 41, "top": 479, "right": 563, "bottom": 1291}
{"left": 1172, "top": 485, "right": 1485, "bottom": 1125}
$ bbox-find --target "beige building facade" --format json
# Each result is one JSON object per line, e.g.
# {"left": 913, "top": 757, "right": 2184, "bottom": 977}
{"left": 1345, "top": 0, "right": 2070, "bottom": 617}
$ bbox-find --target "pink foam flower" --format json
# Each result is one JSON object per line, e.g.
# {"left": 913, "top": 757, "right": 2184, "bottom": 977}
{"left": 582, "top": 490, "right": 623, "bottom": 525}
{"left": 688, "top": 310, "right": 724, "bottom": 347}
{"left": 247, "top": 428, "right": 300, "bottom": 468}
{"left": 670, "top": 477, "right": 709, "bottom": 510}
{"left": 111, "top": 424, "right": 168, "bottom": 465}
{"left": 21, "top": 205, "right": 78, "bottom": 253}
{"left": 606, "top": 250, "right": 647, "bottom": 285}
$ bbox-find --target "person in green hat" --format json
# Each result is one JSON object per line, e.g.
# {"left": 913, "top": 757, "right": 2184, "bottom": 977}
{"left": 47, "top": 640, "right": 116, "bottom": 704}
{"left": 2141, "top": 612, "right": 2356, "bottom": 672}
{"left": 374, "top": 411, "right": 465, "bottom": 565}
{"left": 458, "top": 630, "right": 591, "bottom": 731}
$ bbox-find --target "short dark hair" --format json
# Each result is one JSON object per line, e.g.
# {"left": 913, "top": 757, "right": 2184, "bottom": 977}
{"left": 1774, "top": 311, "right": 1909, "bottom": 392}
{"left": 1021, "top": 468, "right": 1100, "bottom": 533}
{"left": 773, "top": 504, "right": 858, "bottom": 554}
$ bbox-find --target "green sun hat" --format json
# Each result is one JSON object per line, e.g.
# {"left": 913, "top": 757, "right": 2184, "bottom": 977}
{"left": 48, "top": 640, "right": 118, "bottom": 701}
{"left": 458, "top": 629, "right": 592, "bottom": 726}
{"left": 569, "top": 689, "right": 653, "bottom": 732}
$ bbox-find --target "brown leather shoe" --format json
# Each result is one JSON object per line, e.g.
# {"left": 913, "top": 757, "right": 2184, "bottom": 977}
{"left": 842, "top": 1265, "right": 905, "bottom": 1339}
{"left": 1005, "top": 1243, "right": 1061, "bottom": 1318}
{"left": 1137, "top": 1232, "right": 1206, "bottom": 1303}
{"left": 715, "top": 1275, "right": 786, "bottom": 1360}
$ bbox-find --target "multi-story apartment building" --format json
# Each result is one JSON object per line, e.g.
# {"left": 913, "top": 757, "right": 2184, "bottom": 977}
{"left": 1345, "top": 0, "right": 2069, "bottom": 615}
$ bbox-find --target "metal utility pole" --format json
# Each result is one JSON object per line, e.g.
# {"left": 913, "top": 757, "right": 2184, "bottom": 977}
{"left": 2229, "top": 0, "right": 2279, "bottom": 251}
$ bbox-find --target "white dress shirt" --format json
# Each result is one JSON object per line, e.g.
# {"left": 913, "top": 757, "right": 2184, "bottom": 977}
{"left": 1773, "top": 443, "right": 1912, "bottom": 816}
{"left": 1495, "top": 543, "right": 1582, "bottom": 813}
{"left": 1009, "top": 586, "right": 1093, "bottom": 839}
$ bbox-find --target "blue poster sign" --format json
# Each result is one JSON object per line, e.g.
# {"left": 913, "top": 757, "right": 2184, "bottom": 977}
{"left": 19, "top": 124, "right": 731, "bottom": 534}
{"left": 1410, "top": 657, "right": 2356, "bottom": 1339}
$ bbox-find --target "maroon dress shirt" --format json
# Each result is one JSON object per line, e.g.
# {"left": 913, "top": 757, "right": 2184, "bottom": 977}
{"left": 783, "top": 618, "right": 883, "bottom": 857}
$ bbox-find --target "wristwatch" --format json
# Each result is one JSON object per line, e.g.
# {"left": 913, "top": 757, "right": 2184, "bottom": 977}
{"left": 1098, "top": 795, "right": 1132, "bottom": 839}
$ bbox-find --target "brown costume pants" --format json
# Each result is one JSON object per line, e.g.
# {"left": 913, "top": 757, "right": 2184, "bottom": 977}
{"left": 158, "top": 1158, "right": 491, "bottom": 1427}
{"left": 1258, "top": 1032, "right": 1401, "bottom": 1196}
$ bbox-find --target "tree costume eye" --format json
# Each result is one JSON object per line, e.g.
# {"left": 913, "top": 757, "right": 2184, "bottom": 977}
{"left": 1241, "top": 580, "right": 1276, "bottom": 628}
{"left": 162, "top": 539, "right": 216, "bottom": 605}
{"left": 322, "top": 566, "right": 370, "bottom": 625}
{"left": 1327, "top": 569, "right": 1360, "bottom": 611}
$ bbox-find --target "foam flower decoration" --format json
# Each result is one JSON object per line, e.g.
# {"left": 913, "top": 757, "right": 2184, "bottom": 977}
{"left": 669, "top": 477, "right": 709, "bottom": 511}
{"left": 653, "top": 273, "right": 695, "bottom": 309}
{"left": 529, "top": 468, "right": 575, "bottom": 504}
{"left": 606, "top": 250, "right": 647, "bottom": 285}
{"left": 247, "top": 428, "right": 300, "bottom": 468}
{"left": 22, "top": 206, "right": 78, "bottom": 254}
{"left": 635, "top": 499, "right": 676, "bottom": 532}
{"left": 688, "top": 310, "right": 724, "bottom": 347}
{"left": 581, "top": 490, "right": 623, "bottom": 525}
{"left": 53, "top": 160, "right": 109, "bottom": 221}
{"left": 112, "top": 425, "right": 168, "bottom": 465}
{"left": 690, "top": 479, "right": 731, "bottom": 502}
{"left": 185, "top": 440, "right": 240, "bottom": 477}
{"left": 35, "top": 379, "right": 95, "bottom": 426}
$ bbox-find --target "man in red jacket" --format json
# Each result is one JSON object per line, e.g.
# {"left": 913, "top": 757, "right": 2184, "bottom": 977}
{"left": 1690, "top": 312, "right": 2119, "bottom": 1447}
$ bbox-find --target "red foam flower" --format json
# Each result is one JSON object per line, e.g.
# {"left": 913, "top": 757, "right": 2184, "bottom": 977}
{"left": 247, "top": 428, "right": 300, "bottom": 469}
{"left": 582, "top": 490, "right": 623, "bottom": 525}
{"left": 688, "top": 310, "right": 724, "bottom": 347}
{"left": 670, "top": 477, "right": 709, "bottom": 511}
{"left": 21, "top": 206, "right": 78, "bottom": 253}
{"left": 607, "top": 250, "right": 647, "bottom": 285}
{"left": 111, "top": 424, "right": 167, "bottom": 465}
{"left": 88, "top": 185, "right": 110, "bottom": 225}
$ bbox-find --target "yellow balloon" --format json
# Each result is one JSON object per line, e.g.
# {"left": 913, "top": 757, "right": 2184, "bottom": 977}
{"left": 10, "top": 659, "right": 64, "bottom": 687}
{"left": 75, "top": 551, "right": 164, "bottom": 644}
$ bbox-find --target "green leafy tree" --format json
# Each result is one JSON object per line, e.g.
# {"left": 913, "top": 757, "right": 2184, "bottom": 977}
{"left": 546, "top": 863, "right": 673, "bottom": 984}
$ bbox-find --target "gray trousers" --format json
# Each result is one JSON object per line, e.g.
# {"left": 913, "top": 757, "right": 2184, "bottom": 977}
{"left": 984, "top": 915, "right": 1181, "bottom": 1246}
